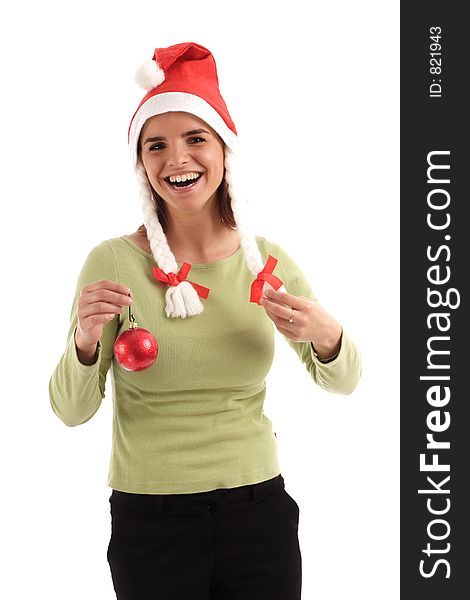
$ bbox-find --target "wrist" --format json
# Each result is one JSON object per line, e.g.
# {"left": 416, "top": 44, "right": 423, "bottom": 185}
{"left": 75, "top": 328, "right": 98, "bottom": 365}
{"left": 311, "top": 328, "right": 343, "bottom": 363}
{"left": 311, "top": 344, "right": 339, "bottom": 363}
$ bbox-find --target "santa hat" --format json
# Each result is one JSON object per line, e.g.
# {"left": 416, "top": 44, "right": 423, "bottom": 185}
{"left": 128, "top": 42, "right": 282, "bottom": 318}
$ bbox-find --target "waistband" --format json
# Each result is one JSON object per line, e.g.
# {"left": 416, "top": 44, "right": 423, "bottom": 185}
{"left": 111, "top": 474, "right": 284, "bottom": 508}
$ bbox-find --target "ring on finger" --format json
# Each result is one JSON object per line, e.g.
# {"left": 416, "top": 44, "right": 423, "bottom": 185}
{"left": 288, "top": 307, "right": 295, "bottom": 324}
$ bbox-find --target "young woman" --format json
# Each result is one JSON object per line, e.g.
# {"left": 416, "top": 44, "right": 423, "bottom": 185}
{"left": 49, "top": 42, "right": 361, "bottom": 600}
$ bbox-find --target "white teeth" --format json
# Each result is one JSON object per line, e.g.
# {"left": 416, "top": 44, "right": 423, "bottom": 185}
{"left": 168, "top": 172, "right": 200, "bottom": 183}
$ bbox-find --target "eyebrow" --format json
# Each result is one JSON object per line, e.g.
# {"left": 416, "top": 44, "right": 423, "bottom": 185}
{"left": 143, "top": 128, "right": 211, "bottom": 144}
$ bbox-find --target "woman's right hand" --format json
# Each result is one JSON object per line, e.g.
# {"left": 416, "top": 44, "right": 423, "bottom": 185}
{"left": 75, "top": 280, "right": 132, "bottom": 352}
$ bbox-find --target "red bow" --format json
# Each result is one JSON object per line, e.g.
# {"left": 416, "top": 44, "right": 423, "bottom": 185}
{"left": 153, "top": 263, "right": 210, "bottom": 299}
{"left": 250, "top": 255, "right": 283, "bottom": 304}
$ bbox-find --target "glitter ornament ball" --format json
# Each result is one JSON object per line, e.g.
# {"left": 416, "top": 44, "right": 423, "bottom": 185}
{"left": 114, "top": 326, "right": 159, "bottom": 371}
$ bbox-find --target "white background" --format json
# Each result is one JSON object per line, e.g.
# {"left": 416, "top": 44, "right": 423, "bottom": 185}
{"left": 1, "top": 1, "right": 399, "bottom": 598}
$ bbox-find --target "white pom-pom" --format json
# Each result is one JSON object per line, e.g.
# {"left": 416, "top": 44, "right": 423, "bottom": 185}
{"left": 135, "top": 60, "right": 165, "bottom": 91}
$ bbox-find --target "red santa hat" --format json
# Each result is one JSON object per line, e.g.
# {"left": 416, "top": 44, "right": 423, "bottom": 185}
{"left": 128, "top": 43, "right": 282, "bottom": 318}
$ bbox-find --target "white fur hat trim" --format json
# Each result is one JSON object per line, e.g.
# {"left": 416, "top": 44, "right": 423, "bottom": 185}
{"left": 129, "top": 91, "right": 238, "bottom": 167}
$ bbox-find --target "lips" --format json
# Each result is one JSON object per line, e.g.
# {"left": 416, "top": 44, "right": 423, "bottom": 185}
{"left": 163, "top": 173, "right": 203, "bottom": 193}
{"left": 167, "top": 172, "right": 201, "bottom": 185}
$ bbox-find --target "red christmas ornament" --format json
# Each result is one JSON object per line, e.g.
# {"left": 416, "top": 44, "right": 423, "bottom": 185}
{"left": 113, "top": 296, "right": 158, "bottom": 371}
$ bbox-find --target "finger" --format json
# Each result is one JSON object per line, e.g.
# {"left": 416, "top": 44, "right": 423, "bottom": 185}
{"left": 79, "top": 313, "right": 117, "bottom": 329}
{"left": 82, "top": 280, "right": 131, "bottom": 296}
{"left": 264, "top": 289, "right": 314, "bottom": 311}
{"left": 263, "top": 304, "right": 296, "bottom": 332}
{"left": 86, "top": 312, "right": 117, "bottom": 324}
{"left": 275, "top": 323, "right": 297, "bottom": 338}
{"left": 83, "top": 289, "right": 133, "bottom": 307}
{"left": 263, "top": 297, "right": 296, "bottom": 322}
{"left": 79, "top": 301, "right": 125, "bottom": 319}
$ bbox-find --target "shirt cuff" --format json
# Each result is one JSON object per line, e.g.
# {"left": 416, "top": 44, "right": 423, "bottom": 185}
{"left": 310, "top": 332, "right": 342, "bottom": 364}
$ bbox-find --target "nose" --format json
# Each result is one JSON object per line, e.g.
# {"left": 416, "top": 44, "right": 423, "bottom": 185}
{"left": 165, "top": 142, "right": 190, "bottom": 167}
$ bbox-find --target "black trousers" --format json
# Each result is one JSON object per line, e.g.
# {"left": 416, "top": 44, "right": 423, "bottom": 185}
{"left": 107, "top": 474, "right": 302, "bottom": 599}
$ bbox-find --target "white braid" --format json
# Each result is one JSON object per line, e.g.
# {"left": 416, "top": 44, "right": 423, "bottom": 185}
{"left": 224, "top": 148, "right": 264, "bottom": 276}
{"left": 135, "top": 161, "right": 205, "bottom": 318}
{"left": 225, "top": 147, "right": 285, "bottom": 295}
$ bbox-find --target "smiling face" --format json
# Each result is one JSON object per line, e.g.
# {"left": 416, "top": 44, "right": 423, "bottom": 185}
{"left": 139, "top": 111, "right": 225, "bottom": 221}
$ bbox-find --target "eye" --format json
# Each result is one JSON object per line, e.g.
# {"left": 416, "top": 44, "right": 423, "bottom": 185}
{"left": 148, "top": 142, "right": 166, "bottom": 151}
{"left": 188, "top": 136, "right": 206, "bottom": 144}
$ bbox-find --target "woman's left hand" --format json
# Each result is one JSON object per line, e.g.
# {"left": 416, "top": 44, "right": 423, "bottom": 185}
{"left": 261, "top": 289, "right": 343, "bottom": 359}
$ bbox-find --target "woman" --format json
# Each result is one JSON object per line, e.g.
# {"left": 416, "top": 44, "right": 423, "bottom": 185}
{"left": 49, "top": 42, "right": 361, "bottom": 600}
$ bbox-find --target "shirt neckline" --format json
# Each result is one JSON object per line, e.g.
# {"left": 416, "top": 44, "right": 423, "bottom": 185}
{"left": 120, "top": 235, "right": 243, "bottom": 269}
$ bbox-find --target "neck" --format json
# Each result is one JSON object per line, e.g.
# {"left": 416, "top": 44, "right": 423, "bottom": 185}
{"left": 164, "top": 204, "right": 237, "bottom": 258}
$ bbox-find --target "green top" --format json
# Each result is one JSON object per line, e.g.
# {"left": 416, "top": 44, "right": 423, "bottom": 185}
{"left": 49, "top": 236, "right": 361, "bottom": 494}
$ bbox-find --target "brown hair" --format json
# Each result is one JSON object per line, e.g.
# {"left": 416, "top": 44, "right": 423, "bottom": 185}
{"left": 138, "top": 175, "right": 236, "bottom": 235}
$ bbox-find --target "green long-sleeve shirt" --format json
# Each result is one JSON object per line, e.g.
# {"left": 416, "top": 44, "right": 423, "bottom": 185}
{"left": 49, "top": 235, "right": 361, "bottom": 494}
